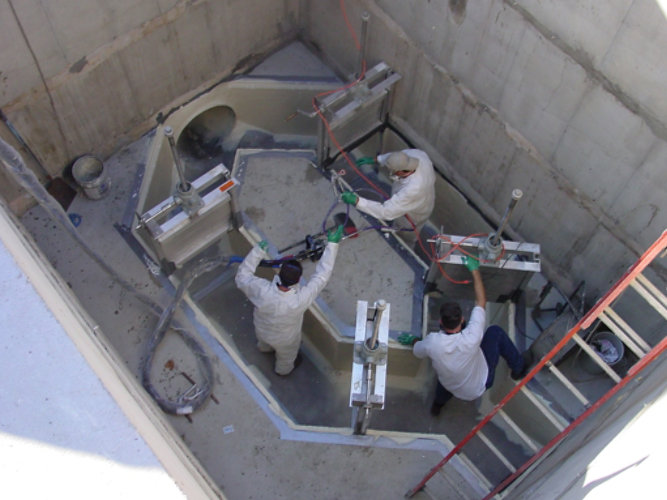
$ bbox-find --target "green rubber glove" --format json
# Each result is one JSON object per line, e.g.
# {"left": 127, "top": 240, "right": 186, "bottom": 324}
{"left": 341, "top": 191, "right": 359, "bottom": 206}
{"left": 397, "top": 333, "right": 419, "bottom": 346}
{"left": 462, "top": 255, "right": 480, "bottom": 272}
{"left": 259, "top": 240, "right": 269, "bottom": 252}
{"left": 355, "top": 156, "right": 376, "bottom": 166}
{"left": 327, "top": 224, "right": 344, "bottom": 243}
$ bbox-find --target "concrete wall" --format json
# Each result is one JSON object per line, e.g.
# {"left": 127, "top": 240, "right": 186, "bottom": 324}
{"left": 303, "top": 0, "right": 666, "bottom": 300}
{"left": 1, "top": 0, "right": 665, "bottom": 298}
{"left": 0, "top": 0, "right": 301, "bottom": 176}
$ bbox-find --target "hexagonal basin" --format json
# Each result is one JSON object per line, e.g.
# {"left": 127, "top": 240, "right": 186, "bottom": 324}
{"left": 130, "top": 73, "right": 440, "bottom": 432}
{"left": 129, "top": 69, "right": 537, "bottom": 483}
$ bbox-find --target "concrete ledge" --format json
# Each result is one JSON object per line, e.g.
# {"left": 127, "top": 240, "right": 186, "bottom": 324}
{"left": 0, "top": 201, "right": 224, "bottom": 500}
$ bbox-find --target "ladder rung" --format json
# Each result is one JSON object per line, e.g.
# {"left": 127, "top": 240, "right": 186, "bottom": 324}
{"left": 598, "top": 308, "right": 650, "bottom": 357}
{"left": 519, "top": 385, "right": 567, "bottom": 431}
{"left": 630, "top": 274, "right": 667, "bottom": 320}
{"left": 636, "top": 273, "right": 667, "bottom": 308}
{"left": 545, "top": 360, "right": 590, "bottom": 406}
{"left": 476, "top": 430, "right": 517, "bottom": 473}
{"left": 571, "top": 334, "right": 622, "bottom": 383}
{"left": 497, "top": 409, "right": 540, "bottom": 453}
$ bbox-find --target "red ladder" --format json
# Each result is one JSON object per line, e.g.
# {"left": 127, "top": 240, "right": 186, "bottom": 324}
{"left": 406, "top": 230, "right": 667, "bottom": 499}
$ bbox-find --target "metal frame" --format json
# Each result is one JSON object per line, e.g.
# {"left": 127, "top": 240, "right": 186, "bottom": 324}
{"left": 136, "top": 163, "right": 238, "bottom": 267}
{"left": 350, "top": 299, "right": 390, "bottom": 435}
{"left": 427, "top": 234, "right": 541, "bottom": 273}
{"left": 315, "top": 62, "right": 401, "bottom": 166}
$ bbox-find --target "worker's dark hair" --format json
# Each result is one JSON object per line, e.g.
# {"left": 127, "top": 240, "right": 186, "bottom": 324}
{"left": 279, "top": 259, "right": 302, "bottom": 287}
{"left": 440, "top": 302, "right": 463, "bottom": 330}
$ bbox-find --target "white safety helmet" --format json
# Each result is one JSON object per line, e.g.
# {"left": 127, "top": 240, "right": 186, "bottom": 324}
{"left": 384, "top": 152, "right": 418, "bottom": 173}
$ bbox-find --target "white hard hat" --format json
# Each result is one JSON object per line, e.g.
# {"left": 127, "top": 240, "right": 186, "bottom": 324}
{"left": 385, "top": 152, "right": 418, "bottom": 172}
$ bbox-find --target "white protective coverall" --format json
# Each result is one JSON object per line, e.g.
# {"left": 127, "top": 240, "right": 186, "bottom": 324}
{"left": 356, "top": 149, "right": 435, "bottom": 244}
{"left": 235, "top": 242, "right": 339, "bottom": 375}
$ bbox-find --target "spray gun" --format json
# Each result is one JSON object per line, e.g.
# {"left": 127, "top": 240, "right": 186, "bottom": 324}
{"left": 257, "top": 213, "right": 360, "bottom": 268}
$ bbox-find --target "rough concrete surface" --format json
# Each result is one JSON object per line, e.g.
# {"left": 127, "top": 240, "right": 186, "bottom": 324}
{"left": 2, "top": 0, "right": 666, "bottom": 304}
{"left": 306, "top": 0, "right": 667, "bottom": 301}
{"left": 8, "top": 115, "right": 667, "bottom": 499}
{"left": 1, "top": 0, "right": 302, "bottom": 169}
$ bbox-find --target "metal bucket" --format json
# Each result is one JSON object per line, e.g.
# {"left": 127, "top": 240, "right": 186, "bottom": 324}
{"left": 72, "top": 155, "right": 110, "bottom": 200}
{"left": 581, "top": 331, "right": 625, "bottom": 374}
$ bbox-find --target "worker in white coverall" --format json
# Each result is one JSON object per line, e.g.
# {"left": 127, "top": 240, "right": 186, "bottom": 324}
{"left": 341, "top": 149, "right": 436, "bottom": 247}
{"left": 235, "top": 225, "right": 343, "bottom": 376}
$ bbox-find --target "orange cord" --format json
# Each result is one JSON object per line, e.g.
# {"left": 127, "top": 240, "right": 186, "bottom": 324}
{"left": 340, "top": 0, "right": 361, "bottom": 50}
{"left": 312, "top": 1, "right": 385, "bottom": 200}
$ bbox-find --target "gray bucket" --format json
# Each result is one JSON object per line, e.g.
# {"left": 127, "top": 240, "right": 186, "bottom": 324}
{"left": 72, "top": 155, "right": 110, "bottom": 200}
{"left": 581, "top": 331, "right": 625, "bottom": 374}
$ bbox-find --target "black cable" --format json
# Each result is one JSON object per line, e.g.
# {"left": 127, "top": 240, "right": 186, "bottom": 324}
{"left": 140, "top": 257, "right": 223, "bottom": 414}
{"left": 0, "top": 137, "right": 215, "bottom": 416}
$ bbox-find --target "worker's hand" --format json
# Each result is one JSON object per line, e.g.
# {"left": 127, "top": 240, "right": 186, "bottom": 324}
{"left": 341, "top": 191, "right": 359, "bottom": 206}
{"left": 327, "top": 224, "right": 344, "bottom": 243}
{"left": 258, "top": 240, "right": 269, "bottom": 252}
{"left": 462, "top": 255, "right": 480, "bottom": 272}
{"left": 397, "top": 333, "right": 419, "bottom": 346}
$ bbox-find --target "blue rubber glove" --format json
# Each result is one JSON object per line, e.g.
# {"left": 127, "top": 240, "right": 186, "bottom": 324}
{"left": 328, "top": 225, "right": 344, "bottom": 243}
{"left": 462, "top": 255, "right": 480, "bottom": 272}
{"left": 341, "top": 191, "right": 359, "bottom": 206}
{"left": 259, "top": 240, "right": 269, "bottom": 252}
{"left": 397, "top": 333, "right": 419, "bottom": 346}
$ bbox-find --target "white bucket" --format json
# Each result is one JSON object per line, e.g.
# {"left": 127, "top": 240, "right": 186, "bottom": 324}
{"left": 581, "top": 331, "right": 625, "bottom": 374}
{"left": 72, "top": 155, "right": 111, "bottom": 200}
